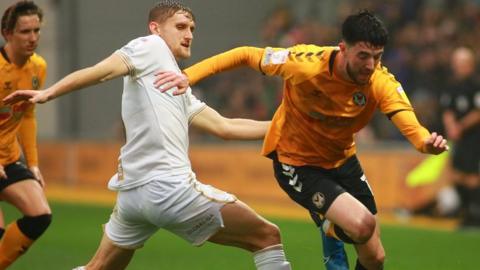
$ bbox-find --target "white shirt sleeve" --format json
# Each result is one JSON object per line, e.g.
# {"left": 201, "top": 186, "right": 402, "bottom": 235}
{"left": 187, "top": 89, "right": 206, "bottom": 122}
{"left": 115, "top": 35, "right": 172, "bottom": 80}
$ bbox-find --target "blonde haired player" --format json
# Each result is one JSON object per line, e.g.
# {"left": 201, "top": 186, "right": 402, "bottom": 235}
{"left": 4, "top": 1, "right": 292, "bottom": 270}
{"left": 0, "top": 1, "right": 51, "bottom": 268}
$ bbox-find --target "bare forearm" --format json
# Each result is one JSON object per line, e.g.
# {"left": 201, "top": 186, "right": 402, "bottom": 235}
{"left": 191, "top": 106, "right": 269, "bottom": 140}
{"left": 221, "top": 118, "right": 270, "bottom": 140}
{"left": 44, "top": 53, "right": 128, "bottom": 101}
{"left": 44, "top": 67, "right": 105, "bottom": 100}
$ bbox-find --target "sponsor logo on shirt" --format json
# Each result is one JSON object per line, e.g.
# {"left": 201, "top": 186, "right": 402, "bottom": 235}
{"left": 263, "top": 47, "right": 289, "bottom": 65}
{"left": 308, "top": 111, "right": 354, "bottom": 127}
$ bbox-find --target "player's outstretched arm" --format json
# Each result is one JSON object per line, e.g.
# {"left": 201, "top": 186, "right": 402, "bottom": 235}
{"left": 153, "top": 47, "right": 264, "bottom": 96}
{"left": 191, "top": 106, "right": 270, "bottom": 140}
{"left": 3, "top": 53, "right": 129, "bottom": 105}
{"left": 184, "top": 46, "right": 264, "bottom": 85}
{"left": 391, "top": 110, "right": 448, "bottom": 154}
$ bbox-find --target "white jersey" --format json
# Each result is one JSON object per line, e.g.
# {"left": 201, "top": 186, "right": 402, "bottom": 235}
{"left": 108, "top": 35, "right": 206, "bottom": 191}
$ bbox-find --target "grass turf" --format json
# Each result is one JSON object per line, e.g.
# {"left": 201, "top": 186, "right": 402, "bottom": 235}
{"left": 3, "top": 201, "right": 479, "bottom": 269}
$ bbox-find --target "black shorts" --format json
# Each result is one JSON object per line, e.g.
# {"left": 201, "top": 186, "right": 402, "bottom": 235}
{"left": 271, "top": 153, "right": 377, "bottom": 227}
{"left": 0, "top": 161, "right": 36, "bottom": 191}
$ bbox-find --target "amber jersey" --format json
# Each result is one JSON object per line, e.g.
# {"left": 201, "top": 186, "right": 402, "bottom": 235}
{"left": 0, "top": 48, "right": 46, "bottom": 166}
{"left": 185, "top": 45, "right": 430, "bottom": 168}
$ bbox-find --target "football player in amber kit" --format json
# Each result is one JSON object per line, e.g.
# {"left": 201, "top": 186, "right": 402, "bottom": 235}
{"left": 0, "top": 1, "right": 51, "bottom": 269}
{"left": 157, "top": 10, "right": 449, "bottom": 270}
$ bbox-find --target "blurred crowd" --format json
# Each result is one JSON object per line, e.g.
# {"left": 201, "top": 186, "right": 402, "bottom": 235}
{"left": 191, "top": 0, "right": 480, "bottom": 143}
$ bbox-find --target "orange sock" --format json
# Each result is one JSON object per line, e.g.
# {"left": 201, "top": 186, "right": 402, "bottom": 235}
{"left": 0, "top": 222, "right": 34, "bottom": 269}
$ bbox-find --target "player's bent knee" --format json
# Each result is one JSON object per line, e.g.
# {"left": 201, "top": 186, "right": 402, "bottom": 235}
{"left": 253, "top": 222, "right": 282, "bottom": 251}
{"left": 17, "top": 214, "right": 52, "bottom": 240}
{"left": 263, "top": 222, "right": 281, "bottom": 244}
{"left": 350, "top": 213, "right": 376, "bottom": 243}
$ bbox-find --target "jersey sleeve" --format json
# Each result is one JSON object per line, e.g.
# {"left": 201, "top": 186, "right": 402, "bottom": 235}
{"left": 259, "top": 47, "right": 293, "bottom": 78}
{"left": 259, "top": 44, "right": 327, "bottom": 84}
{"left": 16, "top": 55, "right": 47, "bottom": 167}
{"left": 38, "top": 57, "right": 47, "bottom": 88}
{"left": 391, "top": 110, "right": 431, "bottom": 153}
{"left": 17, "top": 105, "right": 38, "bottom": 166}
{"left": 186, "top": 89, "right": 206, "bottom": 123}
{"left": 115, "top": 36, "right": 172, "bottom": 80}
{"left": 372, "top": 67, "right": 413, "bottom": 115}
{"left": 184, "top": 46, "right": 264, "bottom": 85}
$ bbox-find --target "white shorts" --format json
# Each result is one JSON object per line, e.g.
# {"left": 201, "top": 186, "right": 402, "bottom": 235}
{"left": 104, "top": 175, "right": 236, "bottom": 249}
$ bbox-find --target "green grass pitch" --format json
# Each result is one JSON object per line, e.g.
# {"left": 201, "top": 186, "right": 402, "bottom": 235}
{"left": 3, "top": 201, "right": 479, "bottom": 269}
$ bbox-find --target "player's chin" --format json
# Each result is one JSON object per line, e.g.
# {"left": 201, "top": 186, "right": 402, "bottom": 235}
{"left": 23, "top": 49, "right": 35, "bottom": 57}
{"left": 179, "top": 48, "right": 191, "bottom": 58}
{"left": 356, "top": 75, "right": 371, "bottom": 85}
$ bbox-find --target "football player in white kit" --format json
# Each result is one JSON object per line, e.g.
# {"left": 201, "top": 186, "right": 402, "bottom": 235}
{"left": 3, "top": 1, "right": 292, "bottom": 270}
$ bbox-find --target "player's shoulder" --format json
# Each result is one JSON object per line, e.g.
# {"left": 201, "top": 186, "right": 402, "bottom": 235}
{"left": 286, "top": 44, "right": 334, "bottom": 63}
{"left": 370, "top": 64, "right": 404, "bottom": 98}
{"left": 289, "top": 44, "right": 330, "bottom": 53}
{"left": 371, "top": 64, "right": 398, "bottom": 84}
{"left": 127, "top": 35, "right": 167, "bottom": 49}
{"left": 30, "top": 53, "right": 47, "bottom": 69}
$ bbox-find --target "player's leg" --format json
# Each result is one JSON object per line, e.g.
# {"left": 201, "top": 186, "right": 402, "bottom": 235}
{"left": 323, "top": 157, "right": 384, "bottom": 269}
{"left": 323, "top": 192, "right": 376, "bottom": 244}
{"left": 159, "top": 178, "right": 291, "bottom": 270}
{"left": 0, "top": 163, "right": 52, "bottom": 269}
{"left": 352, "top": 216, "right": 385, "bottom": 270}
{"left": 79, "top": 186, "right": 158, "bottom": 270}
{"left": 80, "top": 233, "right": 135, "bottom": 270}
{"left": 208, "top": 200, "right": 291, "bottom": 270}
{"left": 309, "top": 211, "right": 348, "bottom": 270}
{"left": 320, "top": 230, "right": 348, "bottom": 270}
{"left": 272, "top": 154, "right": 352, "bottom": 269}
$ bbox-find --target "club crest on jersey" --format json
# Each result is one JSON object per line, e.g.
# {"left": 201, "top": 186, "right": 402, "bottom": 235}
{"left": 32, "top": 76, "right": 40, "bottom": 90}
{"left": 3, "top": 81, "right": 12, "bottom": 91}
{"left": 353, "top": 91, "right": 366, "bottom": 106}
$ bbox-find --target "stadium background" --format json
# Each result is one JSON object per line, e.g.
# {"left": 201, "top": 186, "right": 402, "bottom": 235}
{"left": 1, "top": 0, "right": 479, "bottom": 269}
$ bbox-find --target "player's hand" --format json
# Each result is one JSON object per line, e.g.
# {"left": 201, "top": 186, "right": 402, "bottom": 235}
{"left": 29, "top": 166, "right": 45, "bottom": 187}
{"left": 0, "top": 164, "right": 6, "bottom": 180}
{"left": 2, "top": 90, "right": 50, "bottom": 105}
{"left": 153, "top": 70, "right": 189, "bottom": 95}
{"left": 423, "top": 132, "right": 449, "bottom": 155}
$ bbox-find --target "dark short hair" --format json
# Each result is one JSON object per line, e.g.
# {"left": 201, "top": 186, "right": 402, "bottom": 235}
{"left": 342, "top": 10, "right": 388, "bottom": 47}
{"left": 148, "top": 1, "right": 194, "bottom": 24}
{"left": 1, "top": 1, "right": 43, "bottom": 39}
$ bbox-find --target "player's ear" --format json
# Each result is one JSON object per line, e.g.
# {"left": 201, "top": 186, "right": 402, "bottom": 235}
{"left": 148, "top": 21, "right": 160, "bottom": 35}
